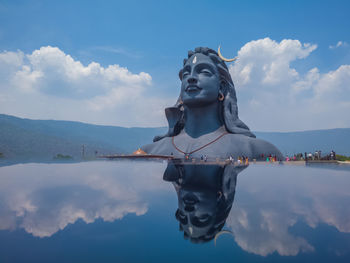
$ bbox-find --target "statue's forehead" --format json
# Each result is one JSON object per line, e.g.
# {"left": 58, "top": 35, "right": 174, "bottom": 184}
{"left": 185, "top": 53, "right": 214, "bottom": 67}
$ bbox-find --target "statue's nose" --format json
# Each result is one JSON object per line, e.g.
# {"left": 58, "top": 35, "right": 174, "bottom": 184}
{"left": 183, "top": 193, "right": 198, "bottom": 212}
{"left": 187, "top": 76, "right": 198, "bottom": 84}
{"left": 183, "top": 193, "right": 199, "bottom": 205}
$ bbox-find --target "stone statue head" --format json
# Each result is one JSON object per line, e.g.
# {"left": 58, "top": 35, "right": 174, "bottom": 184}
{"left": 153, "top": 47, "right": 255, "bottom": 142}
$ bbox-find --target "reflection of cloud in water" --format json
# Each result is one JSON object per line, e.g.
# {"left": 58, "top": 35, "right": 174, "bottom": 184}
{"left": 0, "top": 161, "right": 167, "bottom": 237}
{"left": 226, "top": 165, "right": 350, "bottom": 256}
{"left": 227, "top": 206, "right": 314, "bottom": 256}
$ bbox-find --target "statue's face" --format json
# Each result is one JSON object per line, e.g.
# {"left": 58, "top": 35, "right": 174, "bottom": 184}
{"left": 180, "top": 53, "right": 220, "bottom": 107}
{"left": 176, "top": 188, "right": 217, "bottom": 238}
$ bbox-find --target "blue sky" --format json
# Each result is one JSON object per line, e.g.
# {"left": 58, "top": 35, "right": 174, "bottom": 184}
{"left": 0, "top": 0, "right": 349, "bottom": 131}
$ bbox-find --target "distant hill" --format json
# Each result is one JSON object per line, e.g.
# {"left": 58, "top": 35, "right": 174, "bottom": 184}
{"left": 255, "top": 130, "right": 350, "bottom": 156}
{"left": 0, "top": 114, "right": 349, "bottom": 161}
{"left": 0, "top": 114, "right": 166, "bottom": 161}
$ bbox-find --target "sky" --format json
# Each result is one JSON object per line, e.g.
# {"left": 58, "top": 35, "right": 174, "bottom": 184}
{"left": 0, "top": 0, "right": 349, "bottom": 131}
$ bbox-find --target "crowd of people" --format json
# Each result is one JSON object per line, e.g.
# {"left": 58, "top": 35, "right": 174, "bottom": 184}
{"left": 285, "top": 150, "right": 337, "bottom": 161}
{"left": 259, "top": 154, "right": 280, "bottom": 162}
{"left": 198, "top": 155, "right": 250, "bottom": 165}
{"left": 183, "top": 150, "right": 338, "bottom": 164}
{"left": 233, "top": 156, "right": 249, "bottom": 165}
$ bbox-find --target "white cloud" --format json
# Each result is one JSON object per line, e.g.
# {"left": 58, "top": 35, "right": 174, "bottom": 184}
{"left": 232, "top": 38, "right": 316, "bottom": 87}
{"left": 230, "top": 38, "right": 350, "bottom": 131}
{"left": 227, "top": 206, "right": 314, "bottom": 256}
{"left": 0, "top": 46, "right": 173, "bottom": 127}
{"left": 329, "top": 41, "right": 348, "bottom": 49}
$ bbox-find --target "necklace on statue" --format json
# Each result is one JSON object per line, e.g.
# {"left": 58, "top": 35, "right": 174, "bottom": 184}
{"left": 171, "top": 132, "right": 228, "bottom": 159}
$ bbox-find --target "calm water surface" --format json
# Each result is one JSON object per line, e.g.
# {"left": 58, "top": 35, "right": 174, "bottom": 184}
{"left": 0, "top": 160, "right": 349, "bottom": 262}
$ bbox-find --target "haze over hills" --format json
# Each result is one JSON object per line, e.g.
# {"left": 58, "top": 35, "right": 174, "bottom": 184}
{"left": 0, "top": 114, "right": 166, "bottom": 161}
{"left": 0, "top": 114, "right": 349, "bottom": 161}
{"left": 254, "top": 130, "right": 350, "bottom": 156}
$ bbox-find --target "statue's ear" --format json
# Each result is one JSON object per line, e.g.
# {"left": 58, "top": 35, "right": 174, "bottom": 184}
{"left": 223, "top": 90, "right": 239, "bottom": 126}
{"left": 219, "top": 79, "right": 229, "bottom": 95}
{"left": 217, "top": 66, "right": 232, "bottom": 88}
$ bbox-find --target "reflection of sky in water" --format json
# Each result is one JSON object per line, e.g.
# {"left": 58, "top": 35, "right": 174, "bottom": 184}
{"left": 0, "top": 161, "right": 349, "bottom": 262}
{"left": 226, "top": 165, "right": 350, "bottom": 256}
{"left": 0, "top": 161, "right": 169, "bottom": 237}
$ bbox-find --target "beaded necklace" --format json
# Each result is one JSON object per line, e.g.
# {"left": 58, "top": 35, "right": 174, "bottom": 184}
{"left": 171, "top": 132, "right": 228, "bottom": 158}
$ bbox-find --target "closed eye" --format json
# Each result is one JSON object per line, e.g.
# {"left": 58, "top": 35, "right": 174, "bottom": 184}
{"left": 182, "top": 71, "right": 190, "bottom": 78}
{"left": 191, "top": 214, "right": 212, "bottom": 227}
{"left": 200, "top": 69, "right": 212, "bottom": 75}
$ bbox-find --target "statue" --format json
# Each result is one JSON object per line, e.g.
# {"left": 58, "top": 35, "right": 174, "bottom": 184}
{"left": 163, "top": 162, "right": 245, "bottom": 243}
{"left": 142, "top": 47, "right": 282, "bottom": 160}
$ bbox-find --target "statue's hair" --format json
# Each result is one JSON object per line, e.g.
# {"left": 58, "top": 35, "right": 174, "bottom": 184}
{"left": 153, "top": 47, "right": 255, "bottom": 142}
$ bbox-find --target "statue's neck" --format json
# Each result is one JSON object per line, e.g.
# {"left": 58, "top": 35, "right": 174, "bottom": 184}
{"left": 183, "top": 102, "right": 223, "bottom": 138}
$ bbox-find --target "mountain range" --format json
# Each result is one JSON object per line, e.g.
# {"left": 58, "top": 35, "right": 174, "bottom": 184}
{"left": 0, "top": 114, "right": 349, "bottom": 161}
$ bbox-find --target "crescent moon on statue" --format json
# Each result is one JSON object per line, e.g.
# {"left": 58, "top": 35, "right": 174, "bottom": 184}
{"left": 214, "top": 230, "right": 234, "bottom": 246}
{"left": 218, "top": 45, "right": 237, "bottom": 62}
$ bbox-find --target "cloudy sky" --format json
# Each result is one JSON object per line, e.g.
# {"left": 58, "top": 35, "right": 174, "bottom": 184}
{"left": 0, "top": 0, "right": 349, "bottom": 131}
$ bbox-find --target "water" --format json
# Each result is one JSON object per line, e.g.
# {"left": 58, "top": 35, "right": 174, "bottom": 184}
{"left": 0, "top": 160, "right": 349, "bottom": 262}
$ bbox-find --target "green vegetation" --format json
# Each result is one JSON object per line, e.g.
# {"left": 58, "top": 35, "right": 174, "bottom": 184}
{"left": 0, "top": 152, "right": 3, "bottom": 158}
{"left": 53, "top": 153, "right": 73, "bottom": 160}
{"left": 336, "top": 154, "right": 350, "bottom": 161}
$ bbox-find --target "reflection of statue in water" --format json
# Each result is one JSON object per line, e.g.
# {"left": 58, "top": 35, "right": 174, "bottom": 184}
{"left": 142, "top": 47, "right": 282, "bottom": 160}
{"left": 163, "top": 162, "right": 245, "bottom": 243}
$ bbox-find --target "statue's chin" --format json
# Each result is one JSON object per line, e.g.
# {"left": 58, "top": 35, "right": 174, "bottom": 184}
{"left": 182, "top": 97, "right": 218, "bottom": 108}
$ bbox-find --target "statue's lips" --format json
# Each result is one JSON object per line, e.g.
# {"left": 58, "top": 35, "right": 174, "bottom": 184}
{"left": 185, "top": 85, "right": 202, "bottom": 92}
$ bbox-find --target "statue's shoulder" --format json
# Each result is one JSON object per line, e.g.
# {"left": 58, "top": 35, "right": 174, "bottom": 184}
{"left": 141, "top": 137, "right": 172, "bottom": 155}
{"left": 224, "top": 133, "right": 254, "bottom": 147}
{"left": 248, "top": 137, "right": 283, "bottom": 159}
{"left": 223, "top": 133, "right": 282, "bottom": 159}
{"left": 219, "top": 133, "right": 254, "bottom": 156}
{"left": 141, "top": 142, "right": 153, "bottom": 153}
